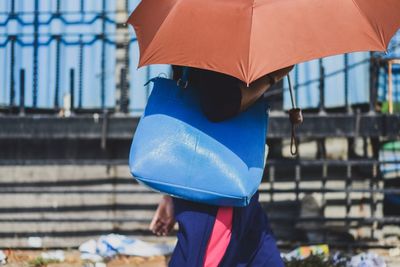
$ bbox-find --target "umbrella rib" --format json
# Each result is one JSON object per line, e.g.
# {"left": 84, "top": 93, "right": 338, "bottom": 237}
{"left": 351, "top": 0, "right": 386, "bottom": 50}
{"left": 246, "top": 3, "right": 256, "bottom": 86}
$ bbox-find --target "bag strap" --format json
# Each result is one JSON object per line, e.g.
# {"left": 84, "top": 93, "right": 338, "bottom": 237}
{"left": 287, "top": 74, "right": 303, "bottom": 156}
{"left": 177, "top": 67, "right": 189, "bottom": 89}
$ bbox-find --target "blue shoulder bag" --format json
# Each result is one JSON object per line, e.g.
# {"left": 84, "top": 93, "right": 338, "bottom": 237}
{"left": 129, "top": 69, "right": 269, "bottom": 207}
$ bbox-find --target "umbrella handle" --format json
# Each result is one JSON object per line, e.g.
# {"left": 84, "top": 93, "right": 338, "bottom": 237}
{"left": 287, "top": 73, "right": 303, "bottom": 156}
{"left": 287, "top": 74, "right": 296, "bottom": 109}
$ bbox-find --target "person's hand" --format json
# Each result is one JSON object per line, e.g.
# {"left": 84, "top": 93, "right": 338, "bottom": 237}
{"left": 150, "top": 195, "right": 175, "bottom": 236}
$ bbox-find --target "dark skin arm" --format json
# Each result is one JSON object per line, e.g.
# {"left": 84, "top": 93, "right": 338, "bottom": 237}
{"left": 239, "top": 65, "right": 294, "bottom": 112}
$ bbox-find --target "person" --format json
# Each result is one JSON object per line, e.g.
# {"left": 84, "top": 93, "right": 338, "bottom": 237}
{"left": 150, "top": 65, "right": 293, "bottom": 267}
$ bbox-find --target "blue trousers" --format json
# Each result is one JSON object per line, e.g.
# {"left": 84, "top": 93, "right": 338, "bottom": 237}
{"left": 169, "top": 193, "right": 284, "bottom": 267}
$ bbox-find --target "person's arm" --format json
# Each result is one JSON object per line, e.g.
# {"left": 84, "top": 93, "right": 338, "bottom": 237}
{"left": 238, "top": 65, "right": 294, "bottom": 112}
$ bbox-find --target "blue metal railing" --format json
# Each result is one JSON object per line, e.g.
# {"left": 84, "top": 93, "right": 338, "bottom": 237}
{"left": 0, "top": 1, "right": 399, "bottom": 114}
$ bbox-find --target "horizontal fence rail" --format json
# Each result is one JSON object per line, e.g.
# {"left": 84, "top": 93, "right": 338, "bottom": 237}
{"left": 0, "top": 158, "right": 399, "bottom": 249}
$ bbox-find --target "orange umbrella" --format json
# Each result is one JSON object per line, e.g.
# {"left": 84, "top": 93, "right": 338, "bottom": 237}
{"left": 128, "top": 0, "right": 400, "bottom": 84}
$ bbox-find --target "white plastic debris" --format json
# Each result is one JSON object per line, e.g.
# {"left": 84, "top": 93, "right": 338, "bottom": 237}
{"left": 28, "top": 236, "right": 42, "bottom": 248}
{"left": 349, "top": 252, "right": 386, "bottom": 267}
{"left": 79, "top": 234, "right": 174, "bottom": 261}
{"left": 0, "top": 250, "right": 7, "bottom": 265}
{"left": 41, "top": 250, "right": 65, "bottom": 262}
{"left": 79, "top": 239, "right": 104, "bottom": 262}
{"left": 98, "top": 234, "right": 174, "bottom": 257}
{"left": 332, "top": 251, "right": 348, "bottom": 266}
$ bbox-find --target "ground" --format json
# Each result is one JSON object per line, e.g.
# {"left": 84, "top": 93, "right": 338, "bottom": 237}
{"left": 2, "top": 249, "right": 400, "bottom": 267}
{"left": 2, "top": 250, "right": 168, "bottom": 267}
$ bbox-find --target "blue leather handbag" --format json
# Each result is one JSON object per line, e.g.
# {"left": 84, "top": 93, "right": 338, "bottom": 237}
{"left": 129, "top": 76, "right": 269, "bottom": 207}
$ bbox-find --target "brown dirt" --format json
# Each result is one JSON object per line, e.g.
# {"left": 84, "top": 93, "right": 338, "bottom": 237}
{"left": 3, "top": 250, "right": 168, "bottom": 267}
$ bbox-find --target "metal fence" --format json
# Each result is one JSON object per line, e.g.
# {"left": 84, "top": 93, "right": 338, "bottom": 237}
{"left": 0, "top": 1, "right": 399, "bottom": 114}
{"left": 0, "top": 0, "right": 399, "bottom": 250}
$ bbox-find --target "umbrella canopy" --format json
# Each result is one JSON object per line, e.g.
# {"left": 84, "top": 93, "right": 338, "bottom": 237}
{"left": 128, "top": 0, "right": 400, "bottom": 84}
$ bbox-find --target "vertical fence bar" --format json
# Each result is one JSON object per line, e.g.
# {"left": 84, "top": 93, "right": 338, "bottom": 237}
{"left": 70, "top": 69, "right": 75, "bottom": 113}
{"left": 19, "top": 69, "right": 25, "bottom": 115}
{"left": 101, "top": 0, "right": 107, "bottom": 110}
{"left": 322, "top": 163, "right": 328, "bottom": 243}
{"left": 9, "top": 36, "right": 16, "bottom": 108}
{"left": 295, "top": 165, "right": 301, "bottom": 202}
{"left": 344, "top": 54, "right": 351, "bottom": 113}
{"left": 317, "top": 138, "right": 326, "bottom": 159}
{"left": 370, "top": 163, "right": 378, "bottom": 239}
{"left": 78, "top": 35, "right": 84, "bottom": 109}
{"left": 11, "top": 0, "right": 16, "bottom": 15}
{"left": 80, "top": 0, "right": 85, "bottom": 14}
{"left": 124, "top": 39, "right": 131, "bottom": 113}
{"left": 388, "top": 60, "right": 394, "bottom": 114}
{"left": 318, "top": 59, "right": 325, "bottom": 114}
{"left": 32, "top": 0, "right": 39, "bottom": 107}
{"left": 321, "top": 164, "right": 328, "bottom": 208}
{"left": 363, "top": 138, "right": 368, "bottom": 157}
{"left": 345, "top": 163, "right": 352, "bottom": 231}
{"left": 269, "top": 165, "right": 275, "bottom": 203}
{"left": 115, "top": 1, "right": 131, "bottom": 114}
{"left": 54, "top": 35, "right": 61, "bottom": 109}
{"left": 56, "top": 0, "right": 61, "bottom": 14}
{"left": 120, "top": 68, "right": 129, "bottom": 113}
{"left": 369, "top": 53, "right": 379, "bottom": 114}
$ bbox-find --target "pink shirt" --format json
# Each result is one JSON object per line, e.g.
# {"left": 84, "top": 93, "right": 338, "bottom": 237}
{"left": 203, "top": 207, "right": 233, "bottom": 267}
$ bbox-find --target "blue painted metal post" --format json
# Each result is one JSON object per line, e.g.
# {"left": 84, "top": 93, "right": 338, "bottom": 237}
{"left": 19, "top": 69, "right": 25, "bottom": 115}
{"left": 344, "top": 54, "right": 350, "bottom": 113}
{"left": 56, "top": 0, "right": 61, "bottom": 15}
{"left": 10, "top": 0, "right": 15, "bottom": 15}
{"left": 318, "top": 58, "right": 325, "bottom": 113}
{"left": 369, "top": 53, "right": 378, "bottom": 114}
{"left": 120, "top": 68, "right": 129, "bottom": 113}
{"left": 101, "top": 0, "right": 107, "bottom": 110}
{"left": 33, "top": 0, "right": 39, "bottom": 107}
{"left": 9, "top": 35, "right": 16, "bottom": 107}
{"left": 78, "top": 35, "right": 84, "bottom": 109}
{"left": 54, "top": 35, "right": 61, "bottom": 109}
{"left": 80, "top": 0, "right": 85, "bottom": 14}
{"left": 70, "top": 69, "right": 75, "bottom": 112}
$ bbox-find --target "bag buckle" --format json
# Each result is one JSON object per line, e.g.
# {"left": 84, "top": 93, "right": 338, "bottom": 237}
{"left": 177, "top": 78, "right": 189, "bottom": 89}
